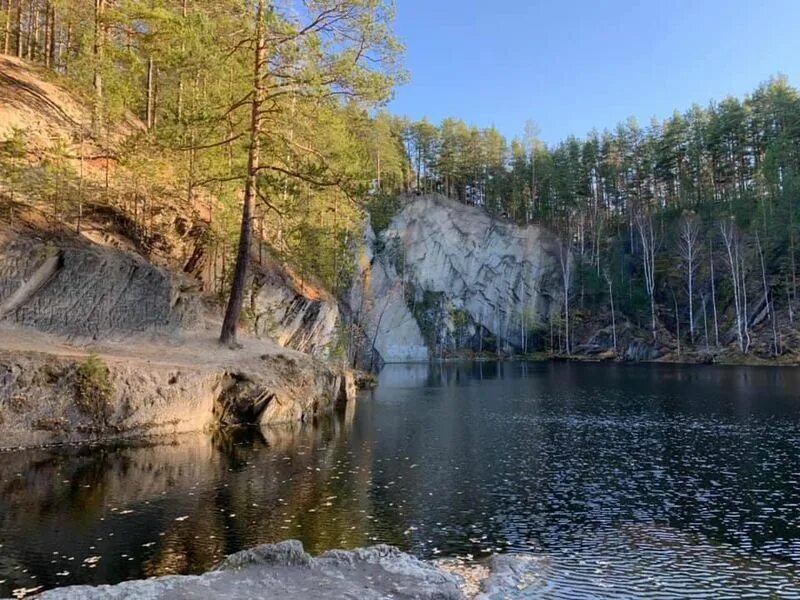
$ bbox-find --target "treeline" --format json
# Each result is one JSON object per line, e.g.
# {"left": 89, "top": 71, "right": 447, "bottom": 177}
{"left": 0, "top": 0, "right": 408, "bottom": 345}
{"left": 5, "top": 1, "right": 800, "bottom": 357}
{"left": 400, "top": 80, "right": 800, "bottom": 356}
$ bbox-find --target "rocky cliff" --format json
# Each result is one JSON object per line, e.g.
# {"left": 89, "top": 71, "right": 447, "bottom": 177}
{"left": 349, "top": 196, "right": 564, "bottom": 364}
{"left": 0, "top": 224, "right": 355, "bottom": 450}
{"left": 348, "top": 221, "right": 430, "bottom": 365}
{"left": 0, "top": 229, "right": 202, "bottom": 341}
{"left": 249, "top": 258, "right": 340, "bottom": 359}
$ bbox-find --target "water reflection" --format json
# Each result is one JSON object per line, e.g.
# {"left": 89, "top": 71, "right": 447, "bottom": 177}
{"left": 1, "top": 362, "right": 800, "bottom": 598}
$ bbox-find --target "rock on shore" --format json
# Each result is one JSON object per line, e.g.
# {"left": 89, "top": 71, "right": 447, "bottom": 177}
{"left": 34, "top": 540, "right": 542, "bottom": 600}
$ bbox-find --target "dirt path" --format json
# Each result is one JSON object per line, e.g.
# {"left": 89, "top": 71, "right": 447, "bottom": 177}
{"left": 0, "top": 323, "right": 300, "bottom": 372}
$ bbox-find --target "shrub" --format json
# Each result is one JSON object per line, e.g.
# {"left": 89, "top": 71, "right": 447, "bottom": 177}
{"left": 74, "top": 354, "right": 113, "bottom": 426}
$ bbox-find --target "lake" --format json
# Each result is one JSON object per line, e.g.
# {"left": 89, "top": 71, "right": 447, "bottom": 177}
{"left": 1, "top": 362, "right": 799, "bottom": 598}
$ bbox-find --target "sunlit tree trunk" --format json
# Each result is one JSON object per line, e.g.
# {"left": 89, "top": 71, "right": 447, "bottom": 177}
{"left": 177, "top": 0, "right": 187, "bottom": 121}
{"left": 670, "top": 286, "right": 680, "bottom": 354}
{"left": 145, "top": 56, "right": 155, "bottom": 130}
{"left": 92, "top": 0, "right": 105, "bottom": 130}
{"left": 3, "top": 0, "right": 13, "bottom": 55}
{"left": 15, "top": 0, "right": 23, "bottom": 57}
{"left": 219, "top": 0, "right": 266, "bottom": 347}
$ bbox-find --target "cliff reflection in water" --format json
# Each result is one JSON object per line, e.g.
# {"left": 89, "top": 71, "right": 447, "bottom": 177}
{"left": 0, "top": 407, "right": 381, "bottom": 595}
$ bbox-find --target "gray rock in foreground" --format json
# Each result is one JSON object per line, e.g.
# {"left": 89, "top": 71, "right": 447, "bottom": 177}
{"left": 36, "top": 541, "right": 466, "bottom": 600}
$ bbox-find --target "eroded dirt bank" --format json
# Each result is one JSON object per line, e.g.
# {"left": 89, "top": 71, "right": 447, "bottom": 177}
{"left": 0, "top": 329, "right": 355, "bottom": 450}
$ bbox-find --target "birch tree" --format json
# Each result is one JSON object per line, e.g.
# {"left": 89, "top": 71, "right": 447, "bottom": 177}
{"left": 635, "top": 211, "right": 658, "bottom": 341}
{"left": 755, "top": 231, "right": 780, "bottom": 356}
{"left": 720, "top": 218, "right": 745, "bottom": 352}
{"left": 523, "top": 120, "right": 539, "bottom": 224}
{"left": 557, "top": 228, "right": 573, "bottom": 355}
{"left": 709, "top": 239, "right": 720, "bottom": 347}
{"left": 604, "top": 269, "right": 617, "bottom": 354}
{"left": 678, "top": 211, "right": 701, "bottom": 344}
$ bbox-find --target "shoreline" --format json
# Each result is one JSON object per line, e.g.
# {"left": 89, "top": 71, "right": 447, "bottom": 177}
{"left": 386, "top": 352, "right": 800, "bottom": 368}
{"left": 4, "top": 349, "right": 796, "bottom": 453}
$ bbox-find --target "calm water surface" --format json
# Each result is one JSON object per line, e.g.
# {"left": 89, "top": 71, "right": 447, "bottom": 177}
{"left": 2, "top": 362, "right": 800, "bottom": 598}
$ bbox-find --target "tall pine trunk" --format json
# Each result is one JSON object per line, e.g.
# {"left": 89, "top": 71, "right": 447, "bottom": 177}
{"left": 3, "top": 0, "right": 12, "bottom": 55}
{"left": 15, "top": 0, "right": 22, "bottom": 57}
{"left": 177, "top": 0, "right": 187, "bottom": 121}
{"left": 47, "top": 2, "right": 55, "bottom": 68}
{"left": 219, "top": 0, "right": 266, "bottom": 347}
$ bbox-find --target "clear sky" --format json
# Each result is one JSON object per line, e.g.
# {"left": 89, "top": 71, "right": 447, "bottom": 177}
{"left": 388, "top": 0, "right": 800, "bottom": 145}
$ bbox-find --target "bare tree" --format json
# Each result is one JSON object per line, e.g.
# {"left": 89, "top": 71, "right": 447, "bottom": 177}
{"left": 557, "top": 231, "right": 572, "bottom": 355}
{"left": 678, "top": 211, "right": 701, "bottom": 344}
{"left": 669, "top": 284, "right": 680, "bottom": 355}
{"left": 709, "top": 240, "right": 720, "bottom": 347}
{"left": 720, "top": 218, "right": 745, "bottom": 352}
{"left": 755, "top": 232, "right": 779, "bottom": 356}
{"left": 604, "top": 269, "right": 617, "bottom": 354}
{"left": 635, "top": 211, "right": 658, "bottom": 341}
{"left": 523, "top": 120, "right": 539, "bottom": 224}
{"left": 740, "top": 241, "right": 751, "bottom": 353}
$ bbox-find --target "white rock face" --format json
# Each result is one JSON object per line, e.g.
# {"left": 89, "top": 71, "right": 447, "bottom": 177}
{"left": 348, "top": 223, "right": 430, "bottom": 365}
{"left": 251, "top": 258, "right": 339, "bottom": 359}
{"left": 351, "top": 195, "right": 565, "bottom": 363}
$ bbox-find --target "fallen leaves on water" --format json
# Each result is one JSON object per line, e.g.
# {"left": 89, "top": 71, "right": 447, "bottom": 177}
{"left": 82, "top": 556, "right": 102, "bottom": 568}
{"left": 11, "top": 587, "right": 44, "bottom": 599}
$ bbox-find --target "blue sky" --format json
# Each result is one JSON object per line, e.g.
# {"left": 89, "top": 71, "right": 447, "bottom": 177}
{"left": 388, "top": 0, "right": 800, "bottom": 145}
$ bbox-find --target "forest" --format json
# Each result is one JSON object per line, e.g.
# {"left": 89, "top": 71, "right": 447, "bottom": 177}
{"left": 402, "top": 81, "right": 800, "bottom": 357}
{"left": 2, "top": 0, "right": 800, "bottom": 358}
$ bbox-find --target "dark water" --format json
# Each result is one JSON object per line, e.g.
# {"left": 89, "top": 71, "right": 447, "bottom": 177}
{"left": 2, "top": 362, "right": 800, "bottom": 598}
